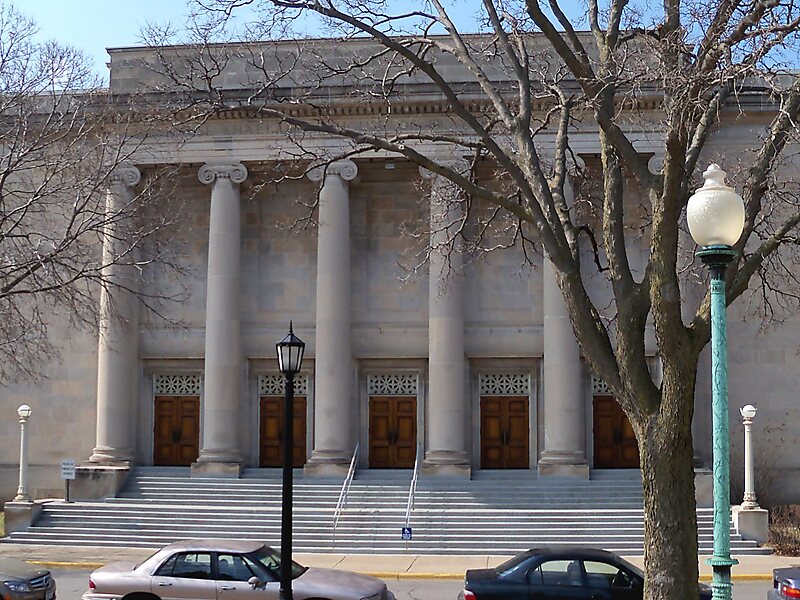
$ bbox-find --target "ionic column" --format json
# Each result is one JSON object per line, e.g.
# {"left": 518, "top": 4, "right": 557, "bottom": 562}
{"left": 421, "top": 166, "right": 469, "bottom": 476}
{"left": 306, "top": 160, "right": 358, "bottom": 474}
{"left": 193, "top": 162, "right": 247, "bottom": 476}
{"left": 90, "top": 165, "right": 141, "bottom": 465}
{"left": 539, "top": 173, "right": 589, "bottom": 478}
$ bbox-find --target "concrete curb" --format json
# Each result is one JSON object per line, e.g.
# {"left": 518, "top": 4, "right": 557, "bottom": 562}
{"left": 28, "top": 561, "right": 775, "bottom": 582}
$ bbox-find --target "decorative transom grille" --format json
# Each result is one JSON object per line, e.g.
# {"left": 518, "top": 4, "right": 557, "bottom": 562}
{"left": 479, "top": 373, "right": 530, "bottom": 396}
{"left": 154, "top": 374, "right": 202, "bottom": 396}
{"left": 259, "top": 374, "right": 308, "bottom": 396}
{"left": 592, "top": 375, "right": 611, "bottom": 395}
{"left": 367, "top": 374, "right": 418, "bottom": 396}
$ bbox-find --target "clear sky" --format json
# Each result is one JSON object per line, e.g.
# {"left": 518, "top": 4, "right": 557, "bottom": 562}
{"left": 23, "top": 1, "right": 194, "bottom": 79}
{"left": 23, "top": 1, "right": 591, "bottom": 83}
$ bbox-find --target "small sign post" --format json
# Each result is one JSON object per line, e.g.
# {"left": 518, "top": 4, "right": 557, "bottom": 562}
{"left": 60, "top": 459, "right": 76, "bottom": 503}
{"left": 401, "top": 526, "right": 412, "bottom": 541}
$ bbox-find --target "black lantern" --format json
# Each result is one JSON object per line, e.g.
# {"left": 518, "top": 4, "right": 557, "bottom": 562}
{"left": 276, "top": 322, "right": 305, "bottom": 375}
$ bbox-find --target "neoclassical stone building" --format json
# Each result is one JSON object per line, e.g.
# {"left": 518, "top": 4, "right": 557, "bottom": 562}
{"left": 1, "top": 38, "right": 798, "bottom": 504}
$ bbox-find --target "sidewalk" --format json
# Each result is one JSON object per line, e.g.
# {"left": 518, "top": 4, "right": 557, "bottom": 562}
{"left": 1, "top": 543, "right": 797, "bottom": 581}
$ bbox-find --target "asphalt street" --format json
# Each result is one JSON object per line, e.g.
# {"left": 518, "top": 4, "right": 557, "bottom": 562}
{"left": 51, "top": 568, "right": 774, "bottom": 600}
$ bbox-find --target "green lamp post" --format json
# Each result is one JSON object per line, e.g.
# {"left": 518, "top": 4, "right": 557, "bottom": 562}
{"left": 687, "top": 164, "right": 745, "bottom": 600}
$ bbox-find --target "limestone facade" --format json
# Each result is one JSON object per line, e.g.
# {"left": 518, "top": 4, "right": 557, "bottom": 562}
{"left": 0, "top": 41, "right": 799, "bottom": 504}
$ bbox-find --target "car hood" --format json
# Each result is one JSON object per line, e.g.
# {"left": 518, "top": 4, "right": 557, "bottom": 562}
{"left": 0, "top": 557, "right": 49, "bottom": 580}
{"left": 297, "top": 567, "right": 387, "bottom": 597}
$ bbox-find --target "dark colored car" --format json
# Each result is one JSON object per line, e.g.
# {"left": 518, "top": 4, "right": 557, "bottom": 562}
{"left": 458, "top": 547, "right": 712, "bottom": 600}
{"left": 0, "top": 557, "right": 56, "bottom": 600}
{"left": 769, "top": 567, "right": 800, "bottom": 599}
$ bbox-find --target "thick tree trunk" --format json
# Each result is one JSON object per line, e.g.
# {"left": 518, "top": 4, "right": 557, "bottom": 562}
{"left": 639, "top": 393, "right": 699, "bottom": 600}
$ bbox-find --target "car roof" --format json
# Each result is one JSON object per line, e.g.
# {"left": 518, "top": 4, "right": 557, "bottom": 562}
{"left": 526, "top": 547, "right": 621, "bottom": 560}
{"left": 163, "top": 539, "right": 268, "bottom": 554}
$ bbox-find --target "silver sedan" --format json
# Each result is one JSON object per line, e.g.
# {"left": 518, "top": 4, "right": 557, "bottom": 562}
{"left": 82, "top": 539, "right": 394, "bottom": 600}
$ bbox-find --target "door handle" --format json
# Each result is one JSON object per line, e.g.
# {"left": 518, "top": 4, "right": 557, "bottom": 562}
{"left": 157, "top": 582, "right": 173, "bottom": 587}
{"left": 220, "top": 585, "right": 235, "bottom": 590}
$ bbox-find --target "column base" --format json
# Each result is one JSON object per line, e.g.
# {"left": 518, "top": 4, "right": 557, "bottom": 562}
{"left": 694, "top": 467, "right": 714, "bottom": 508}
{"left": 538, "top": 452, "right": 589, "bottom": 478}
{"left": 733, "top": 505, "right": 769, "bottom": 544}
{"left": 88, "top": 446, "right": 134, "bottom": 466}
{"left": 304, "top": 450, "right": 353, "bottom": 476}
{"left": 422, "top": 450, "right": 471, "bottom": 478}
{"left": 71, "top": 465, "right": 131, "bottom": 500}
{"left": 191, "top": 461, "right": 242, "bottom": 478}
{"left": 3, "top": 501, "right": 43, "bottom": 535}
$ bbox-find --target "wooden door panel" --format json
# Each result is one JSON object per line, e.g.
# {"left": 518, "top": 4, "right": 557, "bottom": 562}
{"left": 369, "top": 396, "right": 417, "bottom": 468}
{"left": 259, "top": 396, "right": 307, "bottom": 468}
{"left": 154, "top": 396, "right": 199, "bottom": 466}
{"left": 593, "top": 395, "right": 640, "bottom": 469}
{"left": 481, "top": 396, "right": 529, "bottom": 469}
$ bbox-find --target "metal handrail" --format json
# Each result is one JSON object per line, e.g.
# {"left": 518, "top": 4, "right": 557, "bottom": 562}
{"left": 332, "top": 442, "right": 359, "bottom": 544}
{"left": 404, "top": 444, "right": 422, "bottom": 529}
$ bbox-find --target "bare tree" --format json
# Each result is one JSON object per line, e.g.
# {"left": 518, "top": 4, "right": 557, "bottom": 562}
{"left": 0, "top": 4, "right": 184, "bottom": 383}
{"left": 145, "top": 1, "right": 800, "bottom": 598}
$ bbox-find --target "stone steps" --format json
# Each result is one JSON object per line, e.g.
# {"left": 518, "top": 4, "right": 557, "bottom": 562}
{"left": 1, "top": 467, "right": 770, "bottom": 555}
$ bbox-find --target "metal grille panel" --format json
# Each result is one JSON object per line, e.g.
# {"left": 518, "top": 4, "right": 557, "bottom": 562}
{"left": 154, "top": 374, "right": 202, "bottom": 396}
{"left": 367, "top": 373, "right": 419, "bottom": 396}
{"left": 478, "top": 373, "right": 530, "bottom": 396}
{"left": 259, "top": 374, "right": 308, "bottom": 395}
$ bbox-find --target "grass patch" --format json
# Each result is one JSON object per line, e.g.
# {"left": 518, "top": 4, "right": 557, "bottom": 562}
{"left": 770, "top": 505, "right": 800, "bottom": 555}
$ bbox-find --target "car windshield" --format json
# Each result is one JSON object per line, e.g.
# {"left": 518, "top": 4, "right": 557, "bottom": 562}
{"left": 615, "top": 556, "right": 644, "bottom": 579}
{"left": 494, "top": 553, "right": 533, "bottom": 576}
{"left": 250, "top": 547, "right": 308, "bottom": 579}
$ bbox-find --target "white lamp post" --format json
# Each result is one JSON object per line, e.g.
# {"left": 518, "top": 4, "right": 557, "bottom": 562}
{"left": 14, "top": 404, "right": 33, "bottom": 503}
{"left": 740, "top": 405, "right": 759, "bottom": 509}
{"left": 687, "top": 163, "right": 745, "bottom": 600}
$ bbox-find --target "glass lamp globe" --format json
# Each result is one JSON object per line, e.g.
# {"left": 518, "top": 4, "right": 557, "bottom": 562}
{"left": 276, "top": 323, "right": 305, "bottom": 375}
{"left": 687, "top": 164, "right": 745, "bottom": 247}
{"left": 740, "top": 404, "right": 757, "bottom": 419}
{"left": 17, "top": 404, "right": 32, "bottom": 419}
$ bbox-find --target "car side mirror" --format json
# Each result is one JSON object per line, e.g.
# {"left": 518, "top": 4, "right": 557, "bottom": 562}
{"left": 248, "top": 576, "right": 265, "bottom": 589}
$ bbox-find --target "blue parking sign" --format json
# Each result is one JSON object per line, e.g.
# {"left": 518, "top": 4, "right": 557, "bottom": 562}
{"left": 401, "top": 526, "right": 412, "bottom": 540}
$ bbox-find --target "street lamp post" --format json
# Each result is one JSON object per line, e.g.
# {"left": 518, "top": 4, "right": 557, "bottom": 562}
{"left": 687, "top": 164, "right": 745, "bottom": 600}
{"left": 14, "top": 404, "right": 33, "bottom": 503}
{"left": 740, "top": 405, "right": 759, "bottom": 510}
{"left": 276, "top": 323, "right": 305, "bottom": 600}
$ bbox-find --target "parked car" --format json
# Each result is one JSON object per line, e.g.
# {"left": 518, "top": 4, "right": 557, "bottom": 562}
{"left": 82, "top": 539, "right": 394, "bottom": 600}
{"left": 0, "top": 557, "right": 56, "bottom": 600}
{"left": 458, "top": 547, "right": 712, "bottom": 600}
{"left": 769, "top": 567, "right": 800, "bottom": 599}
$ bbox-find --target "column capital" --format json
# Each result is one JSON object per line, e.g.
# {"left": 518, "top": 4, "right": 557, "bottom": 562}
{"left": 198, "top": 162, "right": 248, "bottom": 185}
{"left": 648, "top": 153, "right": 664, "bottom": 175}
{"left": 109, "top": 164, "right": 141, "bottom": 188}
{"left": 308, "top": 159, "right": 358, "bottom": 182}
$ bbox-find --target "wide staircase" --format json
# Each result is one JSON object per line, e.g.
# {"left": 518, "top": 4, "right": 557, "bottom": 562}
{"left": 3, "top": 467, "right": 768, "bottom": 554}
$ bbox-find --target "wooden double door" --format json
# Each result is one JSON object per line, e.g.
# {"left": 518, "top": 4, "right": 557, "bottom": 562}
{"left": 153, "top": 396, "right": 200, "bottom": 466}
{"left": 593, "top": 395, "right": 640, "bottom": 469}
{"left": 369, "top": 396, "right": 417, "bottom": 468}
{"left": 480, "top": 396, "right": 530, "bottom": 469}
{"left": 259, "top": 396, "right": 307, "bottom": 468}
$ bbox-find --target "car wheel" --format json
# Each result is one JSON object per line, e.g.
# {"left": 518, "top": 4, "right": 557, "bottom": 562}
{"left": 121, "top": 594, "right": 161, "bottom": 600}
